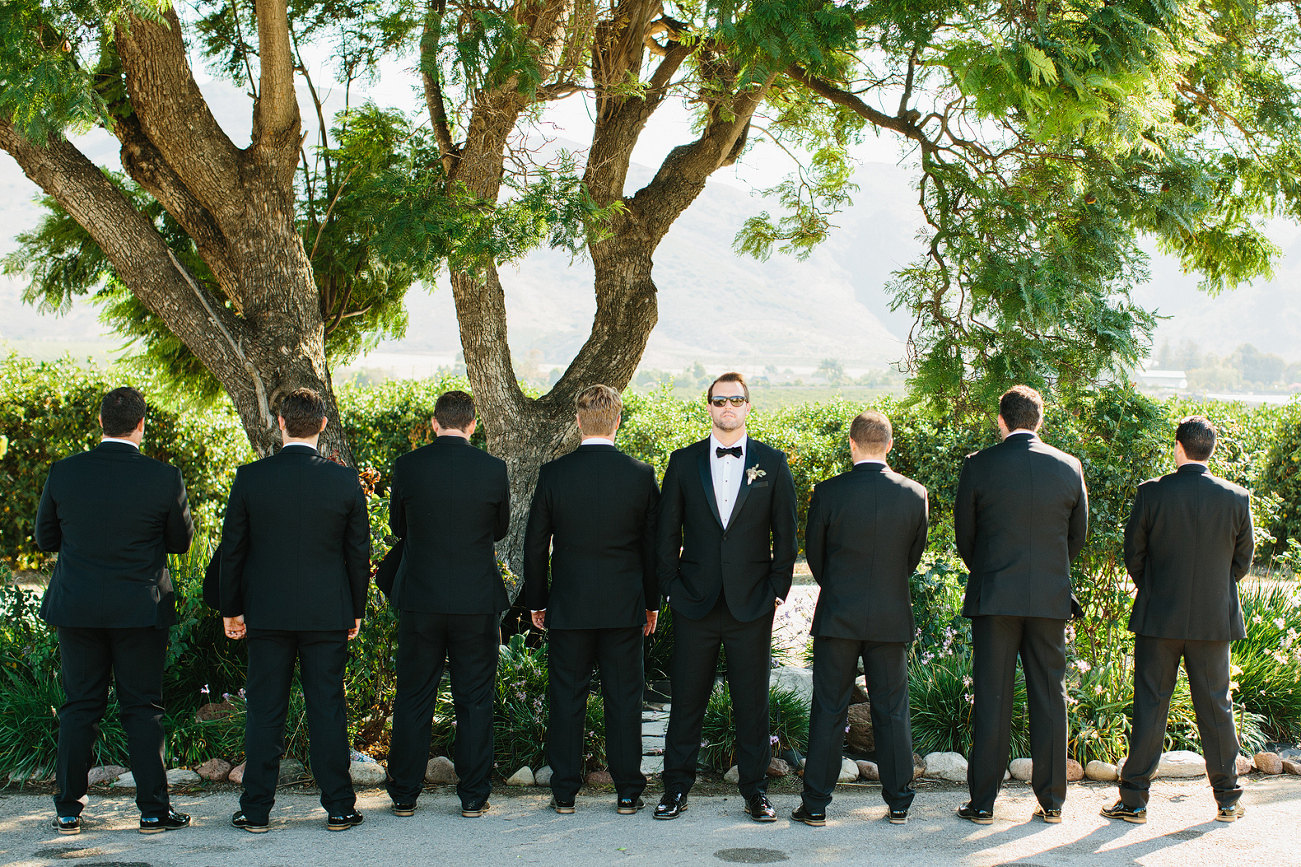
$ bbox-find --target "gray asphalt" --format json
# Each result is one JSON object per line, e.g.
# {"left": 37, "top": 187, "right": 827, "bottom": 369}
{"left": 1, "top": 777, "right": 1298, "bottom": 867}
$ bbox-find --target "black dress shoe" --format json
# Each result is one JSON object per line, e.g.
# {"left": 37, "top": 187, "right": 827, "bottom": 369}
{"left": 391, "top": 802, "right": 417, "bottom": 817}
{"left": 1215, "top": 804, "right": 1245, "bottom": 823}
{"left": 888, "top": 809, "right": 908, "bottom": 825}
{"left": 616, "top": 797, "right": 644, "bottom": 815}
{"left": 550, "top": 796, "right": 576, "bottom": 814}
{"left": 462, "top": 799, "right": 491, "bottom": 817}
{"left": 326, "top": 810, "right": 364, "bottom": 831}
{"left": 791, "top": 804, "right": 826, "bottom": 827}
{"left": 139, "top": 810, "right": 190, "bottom": 834}
{"left": 956, "top": 802, "right": 994, "bottom": 825}
{"left": 1100, "top": 800, "right": 1146, "bottom": 824}
{"left": 653, "top": 792, "right": 688, "bottom": 820}
{"left": 231, "top": 811, "right": 269, "bottom": 833}
{"left": 744, "top": 793, "right": 777, "bottom": 822}
{"left": 52, "top": 816, "right": 80, "bottom": 835}
{"left": 1032, "top": 804, "right": 1062, "bottom": 824}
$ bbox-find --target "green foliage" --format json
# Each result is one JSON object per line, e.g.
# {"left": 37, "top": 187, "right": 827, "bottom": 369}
{"left": 908, "top": 648, "right": 1030, "bottom": 759}
{"left": 1259, "top": 399, "right": 1301, "bottom": 563}
{"left": 1233, "top": 583, "right": 1301, "bottom": 742}
{"left": 699, "top": 685, "right": 809, "bottom": 772}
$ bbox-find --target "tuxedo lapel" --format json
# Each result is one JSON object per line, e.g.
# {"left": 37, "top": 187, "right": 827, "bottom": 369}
{"left": 726, "top": 439, "right": 761, "bottom": 525}
{"left": 696, "top": 444, "right": 724, "bottom": 529}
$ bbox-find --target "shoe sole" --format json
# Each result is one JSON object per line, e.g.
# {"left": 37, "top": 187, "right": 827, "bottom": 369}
{"left": 889, "top": 817, "right": 907, "bottom": 825}
{"left": 1036, "top": 813, "right": 1062, "bottom": 824}
{"left": 552, "top": 805, "right": 576, "bottom": 815}
{"left": 794, "top": 816, "right": 826, "bottom": 827}
{"left": 745, "top": 810, "right": 778, "bottom": 823}
{"left": 55, "top": 826, "right": 80, "bottom": 836}
{"left": 1101, "top": 810, "right": 1146, "bottom": 825}
{"left": 616, "top": 805, "right": 643, "bottom": 815}
{"left": 391, "top": 807, "right": 416, "bottom": 817}
{"left": 139, "top": 823, "right": 188, "bottom": 834}
{"left": 653, "top": 804, "right": 687, "bottom": 820}
{"left": 1215, "top": 811, "right": 1244, "bottom": 823}
{"left": 235, "top": 823, "right": 270, "bottom": 833}
{"left": 958, "top": 813, "right": 993, "bottom": 825}
{"left": 326, "top": 820, "right": 362, "bottom": 831}
{"left": 462, "top": 805, "right": 491, "bottom": 818}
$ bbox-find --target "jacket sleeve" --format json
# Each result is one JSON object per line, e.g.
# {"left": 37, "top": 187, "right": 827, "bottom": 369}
{"left": 164, "top": 467, "right": 196, "bottom": 554}
{"left": 219, "top": 470, "right": 249, "bottom": 618}
{"left": 954, "top": 456, "right": 976, "bottom": 570}
{"left": 656, "top": 453, "right": 685, "bottom": 601}
{"left": 641, "top": 466, "right": 661, "bottom": 612}
{"left": 907, "top": 488, "right": 929, "bottom": 575}
{"left": 1122, "top": 486, "right": 1148, "bottom": 586}
{"left": 344, "top": 478, "right": 371, "bottom": 619}
{"left": 1067, "top": 460, "right": 1089, "bottom": 562}
{"left": 522, "top": 466, "right": 552, "bottom": 611}
{"left": 804, "top": 485, "right": 827, "bottom": 586}
{"left": 34, "top": 466, "right": 61, "bottom": 552}
{"left": 388, "top": 465, "right": 406, "bottom": 539}
{"left": 768, "top": 452, "right": 798, "bottom": 603}
{"left": 493, "top": 461, "right": 511, "bottom": 542}
{"left": 1231, "top": 491, "right": 1255, "bottom": 582}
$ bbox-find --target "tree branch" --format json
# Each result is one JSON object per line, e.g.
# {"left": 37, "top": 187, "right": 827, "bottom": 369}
{"left": 787, "top": 64, "right": 935, "bottom": 154}
{"left": 252, "top": 0, "right": 300, "bottom": 151}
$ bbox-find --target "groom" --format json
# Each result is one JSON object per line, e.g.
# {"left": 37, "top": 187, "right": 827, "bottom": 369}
{"left": 655, "top": 372, "right": 798, "bottom": 823}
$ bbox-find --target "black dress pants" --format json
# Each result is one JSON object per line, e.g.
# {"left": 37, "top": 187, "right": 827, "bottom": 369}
{"left": 968, "top": 615, "right": 1068, "bottom": 812}
{"left": 386, "top": 611, "right": 499, "bottom": 808}
{"left": 54, "top": 626, "right": 170, "bottom": 819}
{"left": 547, "top": 626, "right": 646, "bottom": 802}
{"left": 241, "top": 629, "right": 354, "bottom": 822}
{"left": 662, "top": 595, "right": 774, "bottom": 798}
{"left": 803, "top": 637, "right": 914, "bottom": 812}
{"left": 1119, "top": 634, "right": 1241, "bottom": 809}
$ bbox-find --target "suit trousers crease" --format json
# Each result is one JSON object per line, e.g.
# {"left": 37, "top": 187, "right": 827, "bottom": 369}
{"left": 1120, "top": 635, "right": 1241, "bottom": 808}
{"left": 802, "top": 637, "right": 914, "bottom": 812}
{"left": 968, "top": 616, "right": 1068, "bottom": 812}
{"left": 55, "top": 626, "right": 170, "bottom": 818}
{"left": 663, "top": 595, "right": 774, "bottom": 799}
{"left": 241, "top": 629, "right": 355, "bottom": 821}
{"left": 387, "top": 611, "right": 499, "bottom": 806}
{"left": 546, "top": 626, "right": 646, "bottom": 801}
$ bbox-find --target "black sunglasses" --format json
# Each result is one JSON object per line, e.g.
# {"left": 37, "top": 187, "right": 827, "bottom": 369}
{"left": 708, "top": 395, "right": 748, "bottom": 408}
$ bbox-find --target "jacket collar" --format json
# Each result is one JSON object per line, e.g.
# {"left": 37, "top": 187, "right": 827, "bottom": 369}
{"left": 1177, "top": 462, "right": 1210, "bottom": 475}
{"left": 852, "top": 462, "right": 887, "bottom": 474}
{"left": 433, "top": 435, "right": 470, "bottom": 446}
{"left": 96, "top": 441, "right": 140, "bottom": 454}
{"left": 578, "top": 442, "right": 618, "bottom": 452}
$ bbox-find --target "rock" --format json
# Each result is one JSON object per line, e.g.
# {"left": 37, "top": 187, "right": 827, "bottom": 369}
{"left": 585, "top": 769, "right": 613, "bottom": 787}
{"left": 195, "top": 700, "right": 238, "bottom": 722}
{"left": 1086, "top": 761, "right": 1119, "bottom": 782}
{"left": 851, "top": 676, "right": 870, "bottom": 705}
{"left": 856, "top": 760, "right": 879, "bottom": 781}
{"left": 922, "top": 751, "right": 967, "bottom": 783}
{"left": 724, "top": 765, "right": 741, "bottom": 784}
{"left": 1157, "top": 750, "right": 1206, "bottom": 778}
{"left": 1066, "top": 759, "right": 1085, "bottom": 782}
{"left": 88, "top": 765, "right": 127, "bottom": 786}
{"left": 1283, "top": 759, "right": 1301, "bottom": 776}
{"left": 535, "top": 766, "right": 553, "bottom": 787}
{"left": 838, "top": 758, "right": 858, "bottom": 783}
{"left": 1254, "top": 751, "right": 1283, "bottom": 775}
{"left": 1008, "top": 758, "right": 1033, "bottom": 782}
{"left": 1235, "top": 755, "right": 1254, "bottom": 776}
{"left": 425, "top": 756, "right": 458, "bottom": 785}
{"left": 196, "top": 759, "right": 232, "bottom": 782}
{"left": 166, "top": 768, "right": 201, "bottom": 786}
{"left": 912, "top": 754, "right": 926, "bottom": 780}
{"left": 641, "top": 756, "right": 664, "bottom": 776}
{"left": 278, "top": 759, "right": 309, "bottom": 785}
{"left": 112, "top": 772, "right": 136, "bottom": 788}
{"left": 769, "top": 666, "right": 814, "bottom": 709}
{"left": 228, "top": 762, "right": 245, "bottom": 785}
{"left": 349, "top": 761, "right": 387, "bottom": 787}
{"left": 767, "top": 757, "right": 791, "bottom": 778}
{"left": 845, "top": 702, "right": 875, "bottom": 753}
{"left": 506, "top": 766, "right": 535, "bottom": 786}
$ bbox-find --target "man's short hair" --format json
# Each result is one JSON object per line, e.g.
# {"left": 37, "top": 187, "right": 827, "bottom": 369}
{"left": 100, "top": 387, "right": 147, "bottom": 437}
{"left": 1176, "top": 415, "right": 1217, "bottom": 461}
{"left": 708, "top": 371, "right": 750, "bottom": 402}
{"left": 434, "top": 390, "right": 476, "bottom": 432}
{"left": 849, "top": 410, "right": 892, "bottom": 452}
{"left": 279, "top": 387, "right": 328, "bottom": 438}
{"left": 999, "top": 385, "right": 1044, "bottom": 432}
{"left": 576, "top": 385, "right": 622, "bottom": 436}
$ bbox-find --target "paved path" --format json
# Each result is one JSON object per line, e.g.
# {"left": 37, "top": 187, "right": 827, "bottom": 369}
{"left": 2, "top": 777, "right": 1298, "bottom": 867}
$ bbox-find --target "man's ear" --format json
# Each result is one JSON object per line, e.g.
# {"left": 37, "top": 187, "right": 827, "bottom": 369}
{"left": 466, "top": 418, "right": 477, "bottom": 436}
{"left": 318, "top": 415, "right": 329, "bottom": 434}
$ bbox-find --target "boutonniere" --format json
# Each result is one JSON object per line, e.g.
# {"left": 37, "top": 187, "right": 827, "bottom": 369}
{"left": 746, "top": 466, "right": 766, "bottom": 485}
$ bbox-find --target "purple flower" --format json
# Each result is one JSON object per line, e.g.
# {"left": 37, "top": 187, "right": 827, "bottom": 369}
{"left": 769, "top": 735, "right": 779, "bottom": 745}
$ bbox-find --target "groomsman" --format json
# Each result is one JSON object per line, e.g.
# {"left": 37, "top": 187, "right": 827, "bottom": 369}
{"left": 385, "top": 390, "right": 510, "bottom": 818}
{"left": 954, "top": 386, "right": 1088, "bottom": 825}
{"left": 36, "top": 387, "right": 194, "bottom": 835}
{"left": 655, "top": 372, "right": 798, "bottom": 822}
{"left": 220, "top": 388, "right": 370, "bottom": 833}
{"left": 1103, "top": 416, "right": 1253, "bottom": 825}
{"left": 524, "top": 385, "right": 660, "bottom": 815}
{"left": 794, "top": 411, "right": 928, "bottom": 827}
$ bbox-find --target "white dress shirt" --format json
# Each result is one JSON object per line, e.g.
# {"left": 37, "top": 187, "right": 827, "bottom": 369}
{"left": 580, "top": 437, "right": 615, "bottom": 447}
{"left": 709, "top": 433, "right": 747, "bottom": 529}
{"left": 282, "top": 442, "right": 317, "bottom": 451}
{"left": 853, "top": 458, "right": 887, "bottom": 467}
{"left": 100, "top": 437, "right": 140, "bottom": 449}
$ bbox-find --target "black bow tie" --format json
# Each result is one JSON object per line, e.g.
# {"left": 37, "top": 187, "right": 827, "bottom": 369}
{"left": 716, "top": 446, "right": 743, "bottom": 458}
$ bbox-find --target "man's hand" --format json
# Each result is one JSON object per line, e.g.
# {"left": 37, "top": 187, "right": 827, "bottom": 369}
{"left": 348, "top": 619, "right": 361, "bottom": 640}
{"left": 223, "top": 615, "right": 246, "bottom": 640}
{"left": 531, "top": 610, "right": 546, "bottom": 630}
{"left": 644, "top": 609, "right": 658, "bottom": 636}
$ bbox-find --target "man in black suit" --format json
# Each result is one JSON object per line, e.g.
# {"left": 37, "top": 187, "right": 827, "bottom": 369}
{"left": 1102, "top": 416, "right": 1253, "bottom": 825}
{"left": 524, "top": 384, "right": 660, "bottom": 815}
{"left": 654, "top": 372, "right": 798, "bottom": 822}
{"left": 220, "top": 388, "right": 370, "bottom": 833}
{"left": 385, "top": 390, "right": 510, "bottom": 818}
{"left": 794, "top": 411, "right": 928, "bottom": 827}
{"left": 954, "top": 385, "right": 1088, "bottom": 825}
{"left": 36, "top": 387, "right": 194, "bottom": 836}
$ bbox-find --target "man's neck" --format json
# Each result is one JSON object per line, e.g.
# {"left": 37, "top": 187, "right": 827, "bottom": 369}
{"left": 101, "top": 435, "right": 141, "bottom": 448}
{"left": 438, "top": 430, "right": 470, "bottom": 440}
{"left": 712, "top": 427, "right": 747, "bottom": 447}
{"left": 283, "top": 437, "right": 319, "bottom": 449}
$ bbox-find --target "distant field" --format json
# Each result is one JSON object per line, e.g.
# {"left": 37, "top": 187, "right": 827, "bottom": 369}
{"left": 0, "top": 339, "right": 120, "bottom": 365}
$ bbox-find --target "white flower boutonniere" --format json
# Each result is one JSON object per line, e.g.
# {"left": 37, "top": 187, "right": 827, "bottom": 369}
{"left": 746, "top": 466, "right": 766, "bottom": 485}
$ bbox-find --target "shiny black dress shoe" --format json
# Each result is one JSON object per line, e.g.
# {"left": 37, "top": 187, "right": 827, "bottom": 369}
{"left": 53, "top": 816, "right": 80, "bottom": 835}
{"left": 888, "top": 809, "right": 908, "bottom": 825}
{"left": 1033, "top": 804, "right": 1062, "bottom": 824}
{"left": 1100, "top": 800, "right": 1146, "bottom": 824}
{"left": 231, "top": 811, "right": 269, "bottom": 833}
{"left": 461, "top": 799, "right": 492, "bottom": 817}
{"left": 744, "top": 793, "right": 777, "bottom": 822}
{"left": 653, "top": 791, "right": 688, "bottom": 820}
{"left": 616, "top": 796, "right": 644, "bottom": 814}
{"left": 326, "top": 810, "right": 364, "bottom": 831}
{"left": 791, "top": 804, "right": 825, "bottom": 826}
{"left": 956, "top": 801, "right": 994, "bottom": 825}
{"left": 391, "top": 802, "right": 417, "bottom": 817}
{"left": 550, "top": 796, "right": 576, "bottom": 814}
{"left": 139, "top": 810, "right": 190, "bottom": 834}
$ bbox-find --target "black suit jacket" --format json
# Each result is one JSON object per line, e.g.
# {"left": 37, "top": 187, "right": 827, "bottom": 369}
{"left": 805, "top": 463, "right": 929, "bottom": 643}
{"left": 219, "top": 445, "right": 370, "bottom": 631}
{"left": 657, "top": 436, "right": 798, "bottom": 623}
{"left": 955, "top": 432, "right": 1089, "bottom": 620}
{"left": 523, "top": 443, "right": 659, "bottom": 629}
{"left": 389, "top": 436, "right": 511, "bottom": 614}
{"left": 36, "top": 442, "right": 194, "bottom": 628}
{"left": 1124, "top": 463, "right": 1253, "bottom": 641}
